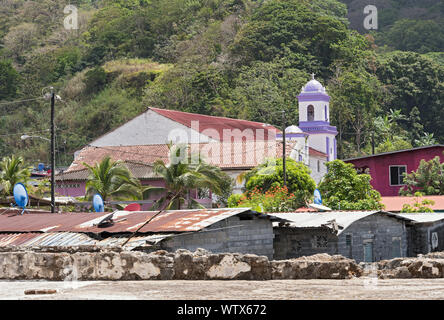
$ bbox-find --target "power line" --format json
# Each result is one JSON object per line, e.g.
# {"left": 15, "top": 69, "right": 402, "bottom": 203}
{"left": 0, "top": 97, "right": 44, "bottom": 107}
{"left": 0, "top": 129, "right": 50, "bottom": 138}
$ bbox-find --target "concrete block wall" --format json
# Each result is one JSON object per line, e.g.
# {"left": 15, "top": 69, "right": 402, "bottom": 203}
{"left": 273, "top": 213, "right": 408, "bottom": 263}
{"left": 408, "top": 221, "right": 444, "bottom": 256}
{"left": 337, "top": 213, "right": 407, "bottom": 262}
{"left": 160, "top": 215, "right": 274, "bottom": 259}
{"left": 273, "top": 227, "right": 338, "bottom": 260}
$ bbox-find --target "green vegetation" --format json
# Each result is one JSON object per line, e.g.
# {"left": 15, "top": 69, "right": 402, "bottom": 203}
{"left": 144, "top": 144, "right": 232, "bottom": 210}
{"left": 0, "top": 155, "right": 32, "bottom": 196}
{"left": 0, "top": 0, "right": 443, "bottom": 168}
{"left": 229, "top": 158, "right": 316, "bottom": 211}
{"left": 83, "top": 156, "right": 143, "bottom": 201}
{"left": 318, "top": 160, "right": 383, "bottom": 210}
{"left": 399, "top": 156, "right": 444, "bottom": 196}
{"left": 400, "top": 192, "right": 435, "bottom": 213}
{"left": 228, "top": 185, "right": 305, "bottom": 212}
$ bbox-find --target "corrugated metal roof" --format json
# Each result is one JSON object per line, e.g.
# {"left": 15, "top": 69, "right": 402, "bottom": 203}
{"left": 0, "top": 208, "right": 252, "bottom": 234}
{"left": 269, "top": 211, "right": 381, "bottom": 234}
{"left": 0, "top": 232, "right": 175, "bottom": 250}
{"left": 394, "top": 212, "right": 444, "bottom": 224}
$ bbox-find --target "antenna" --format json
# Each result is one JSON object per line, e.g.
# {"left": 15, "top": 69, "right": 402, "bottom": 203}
{"left": 13, "top": 183, "right": 29, "bottom": 215}
{"left": 92, "top": 194, "right": 104, "bottom": 213}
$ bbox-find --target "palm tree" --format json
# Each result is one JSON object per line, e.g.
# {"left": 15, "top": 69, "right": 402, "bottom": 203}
{"left": 0, "top": 155, "right": 32, "bottom": 196}
{"left": 143, "top": 144, "right": 230, "bottom": 210}
{"left": 83, "top": 156, "right": 142, "bottom": 201}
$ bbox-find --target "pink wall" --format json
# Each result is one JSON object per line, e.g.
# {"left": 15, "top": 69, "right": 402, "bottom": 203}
{"left": 345, "top": 146, "right": 444, "bottom": 196}
{"left": 56, "top": 179, "right": 212, "bottom": 209}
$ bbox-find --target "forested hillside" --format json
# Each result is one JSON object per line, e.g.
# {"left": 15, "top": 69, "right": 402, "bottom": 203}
{"left": 0, "top": 0, "right": 442, "bottom": 166}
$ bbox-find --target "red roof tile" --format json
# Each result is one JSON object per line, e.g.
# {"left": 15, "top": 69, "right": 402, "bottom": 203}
{"left": 309, "top": 147, "right": 327, "bottom": 158}
{"left": 151, "top": 107, "right": 280, "bottom": 140}
{"left": 381, "top": 196, "right": 444, "bottom": 212}
{"left": 66, "top": 141, "right": 296, "bottom": 172}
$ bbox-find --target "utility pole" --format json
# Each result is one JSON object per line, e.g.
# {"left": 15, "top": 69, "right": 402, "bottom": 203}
{"left": 282, "top": 110, "right": 287, "bottom": 187}
{"left": 50, "top": 88, "right": 55, "bottom": 213}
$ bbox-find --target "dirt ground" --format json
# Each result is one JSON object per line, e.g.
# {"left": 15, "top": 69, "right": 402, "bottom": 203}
{"left": 1, "top": 278, "right": 444, "bottom": 300}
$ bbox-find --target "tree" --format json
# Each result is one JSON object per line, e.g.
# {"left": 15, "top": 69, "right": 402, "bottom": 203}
{"left": 318, "top": 160, "right": 383, "bottom": 210}
{"left": 399, "top": 156, "right": 444, "bottom": 196}
{"left": 414, "top": 133, "right": 438, "bottom": 147}
{"left": 243, "top": 158, "right": 316, "bottom": 208}
{"left": 83, "top": 156, "right": 142, "bottom": 201}
{"left": 0, "top": 155, "right": 32, "bottom": 196}
{"left": 144, "top": 144, "right": 232, "bottom": 210}
{"left": 329, "top": 69, "right": 382, "bottom": 155}
{"left": 381, "top": 19, "right": 444, "bottom": 53}
{"left": 0, "top": 59, "right": 20, "bottom": 100}
{"left": 400, "top": 192, "right": 435, "bottom": 213}
{"left": 376, "top": 51, "right": 444, "bottom": 143}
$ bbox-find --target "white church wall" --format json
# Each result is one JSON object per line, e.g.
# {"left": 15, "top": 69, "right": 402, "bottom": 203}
{"left": 90, "top": 109, "right": 214, "bottom": 146}
{"left": 309, "top": 155, "right": 328, "bottom": 185}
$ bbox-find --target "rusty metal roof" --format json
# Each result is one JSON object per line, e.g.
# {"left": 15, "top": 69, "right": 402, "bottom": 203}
{"left": 0, "top": 208, "right": 251, "bottom": 234}
{"left": 0, "top": 232, "right": 173, "bottom": 249}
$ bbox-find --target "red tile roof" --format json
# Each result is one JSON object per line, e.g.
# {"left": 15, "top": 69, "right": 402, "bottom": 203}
{"left": 381, "top": 196, "right": 444, "bottom": 212}
{"left": 151, "top": 107, "right": 280, "bottom": 140}
{"left": 309, "top": 147, "right": 327, "bottom": 158}
{"left": 66, "top": 141, "right": 296, "bottom": 173}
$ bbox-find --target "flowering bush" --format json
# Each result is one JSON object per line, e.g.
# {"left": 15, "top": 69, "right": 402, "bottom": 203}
{"left": 228, "top": 185, "right": 304, "bottom": 212}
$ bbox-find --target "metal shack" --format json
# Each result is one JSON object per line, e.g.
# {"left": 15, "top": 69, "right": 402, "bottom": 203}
{"left": 270, "top": 211, "right": 409, "bottom": 263}
{"left": 0, "top": 208, "right": 274, "bottom": 258}
{"left": 396, "top": 212, "right": 444, "bottom": 257}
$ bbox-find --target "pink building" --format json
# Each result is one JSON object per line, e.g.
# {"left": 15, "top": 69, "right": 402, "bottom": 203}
{"left": 344, "top": 145, "right": 444, "bottom": 196}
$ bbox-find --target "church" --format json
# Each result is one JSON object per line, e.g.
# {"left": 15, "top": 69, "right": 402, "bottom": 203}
{"left": 276, "top": 74, "right": 338, "bottom": 182}
{"left": 56, "top": 76, "right": 337, "bottom": 199}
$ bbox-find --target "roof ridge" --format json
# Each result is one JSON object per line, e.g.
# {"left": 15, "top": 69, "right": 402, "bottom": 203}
{"left": 150, "top": 107, "right": 276, "bottom": 127}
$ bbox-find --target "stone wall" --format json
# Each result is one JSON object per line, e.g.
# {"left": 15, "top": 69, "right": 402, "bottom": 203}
{"left": 376, "top": 252, "right": 444, "bottom": 278}
{"left": 0, "top": 248, "right": 362, "bottom": 280}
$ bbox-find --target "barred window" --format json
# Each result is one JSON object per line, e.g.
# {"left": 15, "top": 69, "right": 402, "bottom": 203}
{"left": 313, "top": 235, "right": 328, "bottom": 248}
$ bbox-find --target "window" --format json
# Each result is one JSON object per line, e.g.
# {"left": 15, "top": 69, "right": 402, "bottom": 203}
{"left": 307, "top": 105, "right": 314, "bottom": 121}
{"left": 317, "top": 160, "right": 320, "bottom": 172}
{"left": 389, "top": 166, "right": 406, "bottom": 186}
{"left": 313, "top": 235, "right": 328, "bottom": 248}
{"left": 345, "top": 234, "right": 352, "bottom": 246}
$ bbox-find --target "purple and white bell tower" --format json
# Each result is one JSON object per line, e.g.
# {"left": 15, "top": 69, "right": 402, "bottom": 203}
{"left": 297, "top": 74, "right": 338, "bottom": 161}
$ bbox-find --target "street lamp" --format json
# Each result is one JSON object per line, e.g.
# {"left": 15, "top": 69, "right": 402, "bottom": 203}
{"left": 42, "top": 87, "right": 61, "bottom": 213}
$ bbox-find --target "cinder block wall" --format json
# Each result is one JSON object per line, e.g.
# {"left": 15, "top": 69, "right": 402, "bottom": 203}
{"left": 273, "top": 227, "right": 338, "bottom": 260}
{"left": 408, "top": 221, "right": 444, "bottom": 256}
{"left": 337, "top": 213, "right": 407, "bottom": 262}
{"left": 273, "top": 213, "right": 408, "bottom": 262}
{"left": 160, "top": 215, "right": 274, "bottom": 259}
